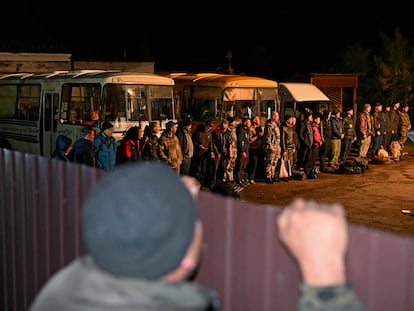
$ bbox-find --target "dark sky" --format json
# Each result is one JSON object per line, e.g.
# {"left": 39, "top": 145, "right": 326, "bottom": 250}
{"left": 1, "top": 2, "right": 413, "bottom": 80}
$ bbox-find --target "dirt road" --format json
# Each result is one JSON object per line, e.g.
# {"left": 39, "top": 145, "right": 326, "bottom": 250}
{"left": 240, "top": 141, "right": 414, "bottom": 237}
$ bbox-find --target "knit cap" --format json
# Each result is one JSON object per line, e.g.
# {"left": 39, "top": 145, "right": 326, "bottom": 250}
{"left": 81, "top": 162, "right": 197, "bottom": 279}
{"left": 101, "top": 121, "right": 114, "bottom": 131}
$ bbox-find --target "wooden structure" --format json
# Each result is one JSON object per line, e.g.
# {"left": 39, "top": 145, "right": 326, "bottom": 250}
{"left": 311, "top": 73, "right": 359, "bottom": 114}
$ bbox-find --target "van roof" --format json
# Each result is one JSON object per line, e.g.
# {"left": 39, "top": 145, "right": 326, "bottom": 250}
{"left": 279, "top": 82, "right": 330, "bottom": 102}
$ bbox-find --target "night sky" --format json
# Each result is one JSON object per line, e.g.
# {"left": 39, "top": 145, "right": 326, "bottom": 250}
{"left": 1, "top": 2, "right": 413, "bottom": 80}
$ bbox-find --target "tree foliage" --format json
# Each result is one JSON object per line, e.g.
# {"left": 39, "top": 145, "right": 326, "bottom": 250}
{"left": 340, "top": 28, "right": 414, "bottom": 114}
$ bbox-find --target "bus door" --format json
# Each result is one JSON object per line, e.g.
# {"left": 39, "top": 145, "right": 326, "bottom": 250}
{"left": 42, "top": 92, "right": 60, "bottom": 157}
{"left": 259, "top": 88, "right": 279, "bottom": 127}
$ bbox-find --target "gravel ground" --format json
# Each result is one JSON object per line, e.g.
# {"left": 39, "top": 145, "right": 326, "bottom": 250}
{"left": 240, "top": 139, "right": 414, "bottom": 237}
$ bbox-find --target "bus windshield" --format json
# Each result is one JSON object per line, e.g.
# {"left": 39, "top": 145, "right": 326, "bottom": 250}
{"left": 103, "top": 84, "right": 174, "bottom": 123}
{"left": 223, "top": 87, "right": 277, "bottom": 126}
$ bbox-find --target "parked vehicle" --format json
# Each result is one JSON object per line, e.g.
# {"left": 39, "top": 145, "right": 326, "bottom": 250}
{"left": 279, "top": 82, "right": 334, "bottom": 120}
{"left": 0, "top": 70, "right": 176, "bottom": 157}
{"left": 168, "top": 72, "right": 279, "bottom": 130}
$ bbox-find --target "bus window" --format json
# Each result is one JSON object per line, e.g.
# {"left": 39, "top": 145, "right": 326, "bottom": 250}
{"left": 150, "top": 85, "right": 174, "bottom": 121}
{"left": 128, "top": 88, "right": 148, "bottom": 121}
{"left": 0, "top": 85, "right": 17, "bottom": 118}
{"left": 258, "top": 88, "right": 278, "bottom": 125}
{"left": 182, "top": 86, "right": 221, "bottom": 122}
{"left": 17, "top": 84, "right": 41, "bottom": 121}
{"left": 103, "top": 84, "right": 174, "bottom": 123}
{"left": 61, "top": 84, "right": 100, "bottom": 126}
{"left": 223, "top": 100, "right": 255, "bottom": 120}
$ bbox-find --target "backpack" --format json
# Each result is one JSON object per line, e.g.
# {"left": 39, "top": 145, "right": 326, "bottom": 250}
{"left": 339, "top": 163, "right": 362, "bottom": 174}
{"left": 291, "top": 168, "right": 307, "bottom": 181}
{"left": 307, "top": 167, "right": 320, "bottom": 179}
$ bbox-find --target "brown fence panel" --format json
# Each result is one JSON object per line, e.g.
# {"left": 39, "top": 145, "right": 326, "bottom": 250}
{"left": 1, "top": 148, "right": 414, "bottom": 311}
{"left": 0, "top": 149, "right": 106, "bottom": 311}
{"left": 195, "top": 191, "right": 414, "bottom": 311}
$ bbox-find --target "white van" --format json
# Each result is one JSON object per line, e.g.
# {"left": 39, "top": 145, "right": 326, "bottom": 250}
{"left": 279, "top": 82, "right": 334, "bottom": 120}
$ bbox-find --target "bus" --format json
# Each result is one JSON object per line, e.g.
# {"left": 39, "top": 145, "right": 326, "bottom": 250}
{"left": 0, "top": 70, "right": 176, "bottom": 157}
{"left": 168, "top": 73, "right": 279, "bottom": 130}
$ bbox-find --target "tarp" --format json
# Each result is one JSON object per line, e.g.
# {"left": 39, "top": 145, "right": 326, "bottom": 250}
{"left": 279, "top": 82, "right": 330, "bottom": 102}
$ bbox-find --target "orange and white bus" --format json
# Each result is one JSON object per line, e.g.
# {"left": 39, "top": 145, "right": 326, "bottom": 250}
{"left": 0, "top": 70, "right": 176, "bottom": 157}
{"left": 168, "top": 73, "right": 279, "bottom": 130}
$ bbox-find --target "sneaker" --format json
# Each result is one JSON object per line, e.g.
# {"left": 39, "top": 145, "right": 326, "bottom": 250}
{"left": 249, "top": 179, "right": 255, "bottom": 184}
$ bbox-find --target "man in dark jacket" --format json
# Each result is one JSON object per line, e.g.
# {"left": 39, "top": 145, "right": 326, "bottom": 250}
{"left": 72, "top": 126, "right": 96, "bottom": 167}
{"left": 193, "top": 121, "right": 216, "bottom": 188}
{"left": 234, "top": 117, "right": 251, "bottom": 185}
{"left": 51, "top": 135, "right": 72, "bottom": 162}
{"left": 329, "top": 109, "right": 344, "bottom": 169}
{"left": 298, "top": 111, "right": 314, "bottom": 174}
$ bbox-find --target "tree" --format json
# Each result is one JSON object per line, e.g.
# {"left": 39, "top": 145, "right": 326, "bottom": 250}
{"left": 338, "top": 44, "right": 381, "bottom": 110}
{"left": 375, "top": 28, "right": 414, "bottom": 106}
{"left": 340, "top": 28, "right": 414, "bottom": 118}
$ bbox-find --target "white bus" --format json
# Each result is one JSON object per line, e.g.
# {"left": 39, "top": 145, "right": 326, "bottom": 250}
{"left": 0, "top": 70, "right": 176, "bottom": 157}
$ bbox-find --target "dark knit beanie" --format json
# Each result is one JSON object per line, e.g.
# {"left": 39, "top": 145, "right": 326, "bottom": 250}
{"left": 81, "top": 162, "right": 197, "bottom": 279}
{"left": 101, "top": 121, "right": 114, "bottom": 131}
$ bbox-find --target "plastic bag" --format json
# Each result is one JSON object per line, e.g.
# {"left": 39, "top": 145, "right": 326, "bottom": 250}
{"left": 279, "top": 157, "right": 292, "bottom": 179}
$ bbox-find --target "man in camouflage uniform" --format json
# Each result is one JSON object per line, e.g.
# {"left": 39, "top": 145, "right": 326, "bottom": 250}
{"left": 263, "top": 111, "right": 281, "bottom": 184}
{"left": 341, "top": 107, "right": 357, "bottom": 164}
{"left": 142, "top": 121, "right": 161, "bottom": 161}
{"left": 225, "top": 117, "right": 238, "bottom": 182}
{"left": 281, "top": 114, "right": 297, "bottom": 173}
{"left": 159, "top": 121, "right": 183, "bottom": 174}
{"left": 398, "top": 103, "right": 412, "bottom": 159}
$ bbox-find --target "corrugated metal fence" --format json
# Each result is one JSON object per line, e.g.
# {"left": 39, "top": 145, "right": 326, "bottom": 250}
{"left": 1, "top": 148, "right": 414, "bottom": 311}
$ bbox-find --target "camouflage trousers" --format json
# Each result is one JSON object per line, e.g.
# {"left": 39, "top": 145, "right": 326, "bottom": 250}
{"left": 264, "top": 150, "right": 281, "bottom": 179}
{"left": 225, "top": 153, "right": 237, "bottom": 182}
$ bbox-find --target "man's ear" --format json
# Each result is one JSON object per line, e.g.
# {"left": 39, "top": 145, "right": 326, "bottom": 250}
{"left": 161, "top": 220, "right": 203, "bottom": 283}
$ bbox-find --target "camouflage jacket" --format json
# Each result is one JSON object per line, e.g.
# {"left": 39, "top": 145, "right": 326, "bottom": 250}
{"left": 159, "top": 131, "right": 183, "bottom": 171}
{"left": 299, "top": 283, "right": 365, "bottom": 311}
{"left": 399, "top": 111, "right": 411, "bottom": 133}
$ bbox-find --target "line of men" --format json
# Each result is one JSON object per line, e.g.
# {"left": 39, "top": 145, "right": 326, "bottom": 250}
{"left": 56, "top": 101, "right": 411, "bottom": 191}
{"left": 52, "top": 122, "right": 116, "bottom": 170}
{"left": 357, "top": 101, "right": 411, "bottom": 160}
